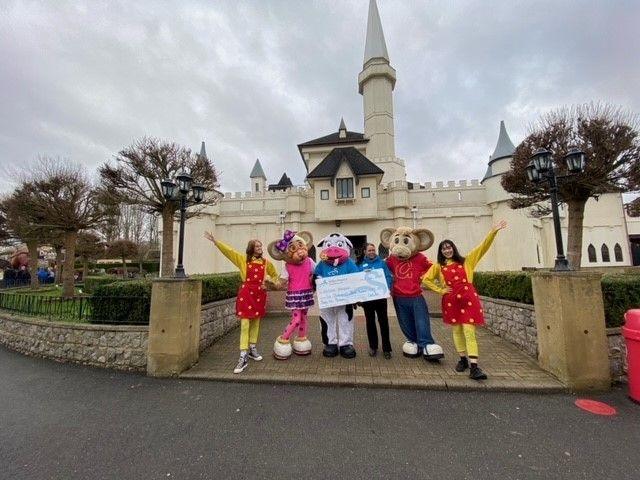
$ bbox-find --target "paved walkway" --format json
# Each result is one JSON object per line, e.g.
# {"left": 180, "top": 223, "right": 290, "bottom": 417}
{"left": 183, "top": 310, "right": 565, "bottom": 392}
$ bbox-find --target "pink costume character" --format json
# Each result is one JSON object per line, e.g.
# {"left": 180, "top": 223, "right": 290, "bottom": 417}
{"left": 267, "top": 230, "right": 315, "bottom": 359}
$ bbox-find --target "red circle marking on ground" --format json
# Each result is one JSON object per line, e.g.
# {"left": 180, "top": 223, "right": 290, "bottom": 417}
{"left": 574, "top": 399, "right": 617, "bottom": 416}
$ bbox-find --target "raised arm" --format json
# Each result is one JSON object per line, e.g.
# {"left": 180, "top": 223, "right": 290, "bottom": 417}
{"left": 204, "top": 232, "right": 246, "bottom": 271}
{"left": 465, "top": 220, "right": 507, "bottom": 272}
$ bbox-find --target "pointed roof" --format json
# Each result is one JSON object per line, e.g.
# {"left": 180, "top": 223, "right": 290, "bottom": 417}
{"left": 339, "top": 117, "right": 347, "bottom": 131}
{"left": 249, "top": 159, "right": 266, "bottom": 179}
{"left": 199, "top": 141, "right": 207, "bottom": 158}
{"left": 268, "top": 173, "right": 293, "bottom": 191}
{"left": 489, "top": 121, "right": 516, "bottom": 162}
{"left": 307, "top": 147, "right": 384, "bottom": 179}
{"left": 363, "top": 0, "right": 389, "bottom": 65}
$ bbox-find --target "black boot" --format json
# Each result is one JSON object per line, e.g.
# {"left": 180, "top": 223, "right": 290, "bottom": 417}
{"left": 323, "top": 344, "right": 339, "bottom": 357}
{"left": 339, "top": 345, "right": 357, "bottom": 359}
{"left": 469, "top": 364, "right": 488, "bottom": 381}
{"left": 455, "top": 356, "right": 469, "bottom": 372}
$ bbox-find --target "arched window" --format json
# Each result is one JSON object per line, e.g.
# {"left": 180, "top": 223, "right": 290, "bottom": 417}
{"left": 587, "top": 244, "right": 597, "bottom": 263}
{"left": 601, "top": 244, "right": 610, "bottom": 263}
{"left": 614, "top": 243, "right": 623, "bottom": 262}
{"left": 378, "top": 243, "right": 389, "bottom": 260}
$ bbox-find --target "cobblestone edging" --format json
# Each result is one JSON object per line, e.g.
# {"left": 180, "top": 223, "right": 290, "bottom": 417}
{"left": 0, "top": 313, "right": 148, "bottom": 371}
{"left": 480, "top": 296, "right": 627, "bottom": 380}
{"left": 199, "top": 297, "right": 238, "bottom": 352}
{"left": 0, "top": 297, "right": 239, "bottom": 372}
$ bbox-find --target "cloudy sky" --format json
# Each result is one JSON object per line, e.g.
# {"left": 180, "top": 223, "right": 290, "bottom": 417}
{"left": 1, "top": 0, "right": 638, "bottom": 194}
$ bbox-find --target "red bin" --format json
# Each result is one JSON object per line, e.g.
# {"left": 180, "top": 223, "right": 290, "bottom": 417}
{"left": 623, "top": 309, "right": 640, "bottom": 403}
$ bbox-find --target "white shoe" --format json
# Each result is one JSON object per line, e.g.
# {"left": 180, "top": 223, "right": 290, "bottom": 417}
{"left": 424, "top": 343, "right": 444, "bottom": 361}
{"left": 273, "top": 337, "right": 292, "bottom": 360}
{"left": 293, "top": 337, "right": 312, "bottom": 355}
{"left": 402, "top": 341, "right": 420, "bottom": 358}
{"left": 233, "top": 353, "right": 248, "bottom": 374}
{"left": 248, "top": 344, "right": 263, "bottom": 361}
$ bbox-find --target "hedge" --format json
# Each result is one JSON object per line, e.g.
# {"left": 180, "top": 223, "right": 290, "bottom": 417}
{"left": 474, "top": 271, "right": 640, "bottom": 328}
{"left": 83, "top": 276, "right": 123, "bottom": 294}
{"left": 87, "top": 272, "right": 242, "bottom": 325}
{"left": 75, "top": 261, "right": 160, "bottom": 273}
{"left": 474, "top": 272, "right": 534, "bottom": 305}
{"left": 601, "top": 274, "right": 640, "bottom": 328}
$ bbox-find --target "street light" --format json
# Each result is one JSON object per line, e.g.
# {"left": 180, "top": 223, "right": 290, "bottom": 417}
{"left": 411, "top": 205, "right": 418, "bottom": 229}
{"left": 161, "top": 167, "right": 206, "bottom": 278}
{"left": 526, "top": 147, "right": 587, "bottom": 271}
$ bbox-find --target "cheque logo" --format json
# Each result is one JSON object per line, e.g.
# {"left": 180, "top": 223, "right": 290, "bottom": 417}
{"left": 364, "top": 271, "right": 387, "bottom": 295}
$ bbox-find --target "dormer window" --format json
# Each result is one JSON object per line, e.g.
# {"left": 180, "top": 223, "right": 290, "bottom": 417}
{"left": 336, "top": 178, "right": 354, "bottom": 199}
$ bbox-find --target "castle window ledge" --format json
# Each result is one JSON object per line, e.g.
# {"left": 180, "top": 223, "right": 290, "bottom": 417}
{"left": 335, "top": 198, "right": 356, "bottom": 204}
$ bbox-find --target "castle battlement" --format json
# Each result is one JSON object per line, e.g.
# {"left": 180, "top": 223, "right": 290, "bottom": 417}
{"left": 222, "top": 186, "right": 310, "bottom": 200}
{"left": 381, "top": 179, "right": 482, "bottom": 191}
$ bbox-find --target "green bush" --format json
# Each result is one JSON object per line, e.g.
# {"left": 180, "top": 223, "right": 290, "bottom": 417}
{"left": 194, "top": 272, "right": 243, "bottom": 304}
{"left": 83, "top": 276, "right": 122, "bottom": 294}
{"left": 75, "top": 261, "right": 160, "bottom": 273}
{"left": 86, "top": 273, "right": 242, "bottom": 325}
{"left": 89, "top": 280, "right": 152, "bottom": 325}
{"left": 601, "top": 273, "right": 640, "bottom": 328}
{"left": 474, "top": 271, "right": 534, "bottom": 304}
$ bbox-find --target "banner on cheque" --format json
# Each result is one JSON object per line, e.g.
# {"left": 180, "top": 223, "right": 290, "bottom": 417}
{"left": 316, "top": 269, "right": 390, "bottom": 309}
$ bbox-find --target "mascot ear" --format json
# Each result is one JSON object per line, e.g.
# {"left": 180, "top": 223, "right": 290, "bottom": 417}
{"left": 344, "top": 236, "right": 353, "bottom": 249}
{"left": 267, "top": 241, "right": 286, "bottom": 261}
{"left": 380, "top": 228, "right": 395, "bottom": 248}
{"left": 298, "top": 231, "right": 313, "bottom": 247}
{"left": 413, "top": 229, "right": 435, "bottom": 251}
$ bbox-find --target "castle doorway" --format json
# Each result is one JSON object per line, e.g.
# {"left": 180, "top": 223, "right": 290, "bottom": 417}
{"left": 347, "top": 235, "right": 367, "bottom": 264}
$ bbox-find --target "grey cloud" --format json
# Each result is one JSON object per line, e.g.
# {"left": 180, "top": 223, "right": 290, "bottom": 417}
{"left": 0, "top": 0, "right": 638, "bottom": 193}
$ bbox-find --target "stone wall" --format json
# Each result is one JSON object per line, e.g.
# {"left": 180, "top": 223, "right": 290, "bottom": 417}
{"left": 199, "top": 297, "right": 238, "bottom": 352}
{"left": 481, "top": 296, "right": 537, "bottom": 358}
{"left": 0, "top": 296, "right": 240, "bottom": 372}
{"left": 480, "top": 296, "right": 627, "bottom": 381}
{"left": 0, "top": 313, "right": 148, "bottom": 371}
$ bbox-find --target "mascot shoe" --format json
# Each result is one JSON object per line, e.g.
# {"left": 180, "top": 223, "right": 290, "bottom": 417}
{"left": 423, "top": 344, "right": 445, "bottom": 361}
{"left": 273, "top": 337, "right": 292, "bottom": 360}
{"left": 292, "top": 337, "right": 312, "bottom": 355}
{"left": 402, "top": 341, "right": 420, "bottom": 358}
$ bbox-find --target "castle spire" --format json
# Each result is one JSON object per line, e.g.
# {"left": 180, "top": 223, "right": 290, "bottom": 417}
{"left": 363, "top": 0, "right": 389, "bottom": 65}
{"left": 199, "top": 141, "right": 207, "bottom": 158}
{"left": 249, "top": 159, "right": 266, "bottom": 179}
{"left": 490, "top": 121, "right": 516, "bottom": 161}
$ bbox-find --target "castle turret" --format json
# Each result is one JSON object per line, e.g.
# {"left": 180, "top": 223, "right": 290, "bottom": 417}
{"left": 250, "top": 158, "right": 267, "bottom": 193}
{"left": 358, "top": 0, "right": 405, "bottom": 183}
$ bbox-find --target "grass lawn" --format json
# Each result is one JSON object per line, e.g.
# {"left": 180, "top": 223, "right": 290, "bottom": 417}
{"left": 0, "top": 286, "right": 90, "bottom": 323}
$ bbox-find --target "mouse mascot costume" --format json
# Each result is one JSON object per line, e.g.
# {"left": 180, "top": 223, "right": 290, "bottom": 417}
{"left": 267, "top": 230, "right": 316, "bottom": 359}
{"left": 380, "top": 227, "right": 444, "bottom": 361}
{"left": 314, "top": 233, "right": 359, "bottom": 358}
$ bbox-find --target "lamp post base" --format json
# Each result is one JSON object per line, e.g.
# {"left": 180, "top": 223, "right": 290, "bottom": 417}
{"left": 553, "top": 257, "right": 571, "bottom": 271}
{"left": 173, "top": 266, "right": 187, "bottom": 279}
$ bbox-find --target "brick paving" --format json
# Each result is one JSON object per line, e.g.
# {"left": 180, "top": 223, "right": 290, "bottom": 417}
{"left": 183, "top": 307, "right": 565, "bottom": 392}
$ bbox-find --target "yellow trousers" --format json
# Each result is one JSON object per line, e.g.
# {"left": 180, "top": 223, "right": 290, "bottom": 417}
{"left": 239, "top": 318, "right": 261, "bottom": 351}
{"left": 452, "top": 324, "right": 479, "bottom": 358}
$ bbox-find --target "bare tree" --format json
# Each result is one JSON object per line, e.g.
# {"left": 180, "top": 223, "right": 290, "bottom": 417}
{"left": 26, "top": 159, "right": 111, "bottom": 297}
{"left": 106, "top": 239, "right": 138, "bottom": 278}
{"left": 502, "top": 104, "right": 640, "bottom": 267}
{"left": 99, "top": 137, "right": 218, "bottom": 277}
{"left": 76, "top": 231, "right": 105, "bottom": 280}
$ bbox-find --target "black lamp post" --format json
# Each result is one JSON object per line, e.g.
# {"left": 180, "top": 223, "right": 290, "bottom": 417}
{"left": 161, "top": 168, "right": 206, "bottom": 278}
{"left": 525, "top": 147, "right": 587, "bottom": 271}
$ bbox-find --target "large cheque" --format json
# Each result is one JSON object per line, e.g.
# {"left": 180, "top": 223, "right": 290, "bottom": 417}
{"left": 316, "top": 269, "right": 390, "bottom": 309}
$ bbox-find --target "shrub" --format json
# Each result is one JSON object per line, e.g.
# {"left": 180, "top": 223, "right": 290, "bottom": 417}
{"left": 195, "top": 272, "right": 242, "bottom": 304}
{"left": 474, "top": 271, "right": 533, "bottom": 304}
{"left": 601, "top": 273, "right": 640, "bottom": 328}
{"left": 89, "top": 280, "right": 152, "bottom": 325}
{"left": 84, "top": 276, "right": 122, "bottom": 294}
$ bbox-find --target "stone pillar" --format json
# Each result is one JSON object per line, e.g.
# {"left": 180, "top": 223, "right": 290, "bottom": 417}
{"left": 532, "top": 271, "right": 610, "bottom": 391}
{"left": 147, "top": 278, "right": 202, "bottom": 377}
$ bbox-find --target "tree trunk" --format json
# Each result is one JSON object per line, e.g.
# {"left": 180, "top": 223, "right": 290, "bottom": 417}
{"left": 82, "top": 260, "right": 89, "bottom": 282}
{"left": 55, "top": 246, "right": 63, "bottom": 284}
{"left": 62, "top": 231, "right": 77, "bottom": 298}
{"left": 26, "top": 240, "right": 38, "bottom": 289}
{"left": 566, "top": 199, "right": 587, "bottom": 270}
{"left": 122, "top": 254, "right": 127, "bottom": 279}
{"left": 161, "top": 206, "right": 175, "bottom": 277}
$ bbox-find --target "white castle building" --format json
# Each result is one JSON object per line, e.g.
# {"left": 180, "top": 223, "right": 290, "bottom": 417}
{"left": 170, "top": 0, "right": 638, "bottom": 276}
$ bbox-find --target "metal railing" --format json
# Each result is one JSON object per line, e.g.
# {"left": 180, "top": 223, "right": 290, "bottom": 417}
{"left": 0, "top": 291, "right": 150, "bottom": 325}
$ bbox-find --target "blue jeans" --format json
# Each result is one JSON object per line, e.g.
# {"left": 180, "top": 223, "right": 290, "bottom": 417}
{"left": 393, "top": 296, "right": 436, "bottom": 348}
